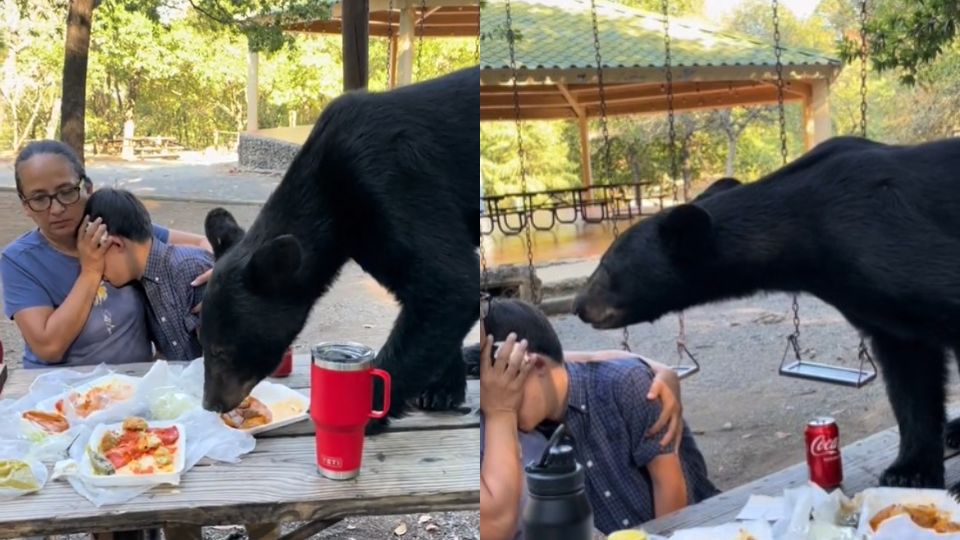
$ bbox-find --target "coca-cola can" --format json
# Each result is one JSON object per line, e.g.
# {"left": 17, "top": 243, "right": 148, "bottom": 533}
{"left": 806, "top": 416, "right": 843, "bottom": 489}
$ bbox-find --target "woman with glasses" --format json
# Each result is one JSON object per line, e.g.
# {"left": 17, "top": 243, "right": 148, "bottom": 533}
{"left": 0, "top": 140, "right": 213, "bottom": 368}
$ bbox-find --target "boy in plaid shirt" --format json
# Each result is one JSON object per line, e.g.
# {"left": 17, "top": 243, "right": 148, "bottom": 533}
{"left": 85, "top": 188, "right": 213, "bottom": 360}
{"left": 481, "top": 298, "right": 719, "bottom": 535}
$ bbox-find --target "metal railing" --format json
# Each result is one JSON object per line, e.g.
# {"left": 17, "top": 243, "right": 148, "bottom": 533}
{"left": 481, "top": 181, "right": 665, "bottom": 236}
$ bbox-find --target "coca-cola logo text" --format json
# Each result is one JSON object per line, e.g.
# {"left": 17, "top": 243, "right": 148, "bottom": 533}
{"left": 809, "top": 434, "right": 839, "bottom": 456}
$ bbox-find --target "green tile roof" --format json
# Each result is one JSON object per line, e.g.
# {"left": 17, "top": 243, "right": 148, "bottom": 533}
{"left": 480, "top": 0, "right": 840, "bottom": 72}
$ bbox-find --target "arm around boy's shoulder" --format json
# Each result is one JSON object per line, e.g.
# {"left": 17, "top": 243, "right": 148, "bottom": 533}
{"left": 611, "top": 363, "right": 674, "bottom": 463}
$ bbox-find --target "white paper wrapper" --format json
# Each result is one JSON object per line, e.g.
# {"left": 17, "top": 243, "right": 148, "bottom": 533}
{"left": 53, "top": 408, "right": 254, "bottom": 507}
{"left": 0, "top": 440, "right": 48, "bottom": 501}
{"left": 768, "top": 482, "right": 857, "bottom": 540}
{"left": 856, "top": 487, "right": 960, "bottom": 540}
{"left": 668, "top": 520, "right": 773, "bottom": 540}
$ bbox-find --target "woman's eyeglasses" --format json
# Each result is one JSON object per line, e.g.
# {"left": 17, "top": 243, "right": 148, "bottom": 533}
{"left": 20, "top": 180, "right": 84, "bottom": 212}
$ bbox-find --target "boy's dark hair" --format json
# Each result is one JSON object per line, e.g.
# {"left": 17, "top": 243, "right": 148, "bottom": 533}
{"left": 84, "top": 188, "right": 153, "bottom": 242}
{"left": 14, "top": 140, "right": 92, "bottom": 195}
{"left": 483, "top": 298, "right": 564, "bottom": 363}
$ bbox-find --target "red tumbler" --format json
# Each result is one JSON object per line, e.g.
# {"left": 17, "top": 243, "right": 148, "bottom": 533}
{"left": 310, "top": 342, "right": 390, "bottom": 480}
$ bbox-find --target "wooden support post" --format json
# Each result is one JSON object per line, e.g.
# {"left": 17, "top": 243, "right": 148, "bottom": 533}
{"left": 389, "top": 34, "right": 399, "bottom": 88}
{"left": 246, "top": 49, "right": 259, "bottom": 132}
{"left": 397, "top": 5, "right": 415, "bottom": 86}
{"left": 804, "top": 79, "right": 831, "bottom": 149}
{"left": 342, "top": 0, "right": 370, "bottom": 91}
{"left": 578, "top": 115, "right": 593, "bottom": 189}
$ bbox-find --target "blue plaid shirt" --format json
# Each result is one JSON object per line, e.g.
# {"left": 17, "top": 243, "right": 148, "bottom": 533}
{"left": 562, "top": 358, "right": 719, "bottom": 534}
{"left": 140, "top": 238, "right": 213, "bottom": 361}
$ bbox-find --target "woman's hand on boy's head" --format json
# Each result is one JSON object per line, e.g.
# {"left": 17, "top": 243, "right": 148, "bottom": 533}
{"left": 480, "top": 332, "right": 533, "bottom": 419}
{"left": 646, "top": 366, "right": 683, "bottom": 451}
{"left": 76, "top": 216, "right": 110, "bottom": 276}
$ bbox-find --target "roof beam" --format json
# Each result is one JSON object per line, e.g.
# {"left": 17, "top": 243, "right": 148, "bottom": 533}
{"left": 555, "top": 84, "right": 585, "bottom": 118}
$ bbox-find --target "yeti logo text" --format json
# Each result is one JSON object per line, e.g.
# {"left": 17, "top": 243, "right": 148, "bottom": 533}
{"left": 321, "top": 456, "right": 343, "bottom": 469}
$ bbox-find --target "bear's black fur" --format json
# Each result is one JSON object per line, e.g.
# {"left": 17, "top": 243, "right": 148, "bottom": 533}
{"left": 574, "top": 135, "right": 960, "bottom": 493}
{"left": 200, "top": 67, "right": 479, "bottom": 429}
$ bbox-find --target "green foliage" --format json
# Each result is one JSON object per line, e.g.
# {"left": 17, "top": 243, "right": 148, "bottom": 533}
{"left": 840, "top": 0, "right": 960, "bottom": 85}
{"left": 0, "top": 1, "right": 474, "bottom": 153}
{"left": 480, "top": 0, "right": 960, "bottom": 198}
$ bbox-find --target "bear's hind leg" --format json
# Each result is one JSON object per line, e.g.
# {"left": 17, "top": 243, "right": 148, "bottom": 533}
{"left": 873, "top": 332, "right": 947, "bottom": 489}
{"left": 365, "top": 271, "right": 476, "bottom": 434}
{"left": 946, "top": 347, "right": 960, "bottom": 449}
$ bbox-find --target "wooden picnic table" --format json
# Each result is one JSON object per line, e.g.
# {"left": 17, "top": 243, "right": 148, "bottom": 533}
{"left": 0, "top": 355, "right": 480, "bottom": 539}
{"left": 643, "top": 410, "right": 960, "bottom": 536}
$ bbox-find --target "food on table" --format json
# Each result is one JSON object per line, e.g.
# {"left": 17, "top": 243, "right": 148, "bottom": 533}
{"left": 221, "top": 396, "right": 273, "bottom": 429}
{"left": 0, "top": 459, "right": 40, "bottom": 491}
{"left": 269, "top": 397, "right": 306, "bottom": 423}
{"left": 607, "top": 530, "right": 648, "bottom": 540}
{"left": 21, "top": 410, "right": 69, "bottom": 433}
{"left": 869, "top": 503, "right": 960, "bottom": 533}
{"left": 55, "top": 380, "right": 135, "bottom": 418}
{"left": 87, "top": 416, "right": 181, "bottom": 476}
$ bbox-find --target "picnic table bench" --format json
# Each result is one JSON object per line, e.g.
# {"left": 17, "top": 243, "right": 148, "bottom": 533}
{"left": 643, "top": 405, "right": 960, "bottom": 535}
{"left": 0, "top": 355, "right": 480, "bottom": 539}
{"left": 99, "top": 136, "right": 186, "bottom": 159}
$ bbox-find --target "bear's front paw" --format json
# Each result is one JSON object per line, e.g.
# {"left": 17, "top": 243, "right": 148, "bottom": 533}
{"left": 880, "top": 459, "right": 944, "bottom": 489}
{"left": 365, "top": 416, "right": 391, "bottom": 436}
{"left": 417, "top": 377, "right": 467, "bottom": 412}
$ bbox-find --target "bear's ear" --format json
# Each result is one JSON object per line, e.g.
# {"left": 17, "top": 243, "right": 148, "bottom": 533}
{"left": 659, "top": 204, "right": 713, "bottom": 260}
{"left": 205, "top": 208, "right": 245, "bottom": 260}
{"left": 244, "top": 235, "right": 303, "bottom": 295}
{"left": 694, "top": 177, "right": 741, "bottom": 202}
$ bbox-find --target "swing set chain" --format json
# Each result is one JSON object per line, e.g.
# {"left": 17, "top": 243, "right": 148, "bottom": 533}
{"left": 772, "top": 0, "right": 788, "bottom": 166}
{"left": 590, "top": 0, "right": 612, "bottom": 187}
{"left": 386, "top": 0, "right": 395, "bottom": 85}
{"left": 858, "top": 0, "right": 869, "bottom": 138}
{"left": 662, "top": 0, "right": 680, "bottom": 204}
{"left": 589, "top": 0, "right": 628, "bottom": 351}
{"left": 854, "top": 0, "right": 871, "bottom": 362}
{"left": 589, "top": 0, "right": 619, "bottom": 240}
{"left": 416, "top": 0, "right": 427, "bottom": 79}
{"left": 505, "top": 0, "right": 539, "bottom": 300}
{"left": 475, "top": 1, "right": 481, "bottom": 63}
{"left": 787, "top": 293, "right": 802, "bottom": 360}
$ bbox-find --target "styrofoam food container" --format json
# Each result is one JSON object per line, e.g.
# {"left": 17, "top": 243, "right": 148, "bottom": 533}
{"left": 79, "top": 420, "right": 186, "bottom": 487}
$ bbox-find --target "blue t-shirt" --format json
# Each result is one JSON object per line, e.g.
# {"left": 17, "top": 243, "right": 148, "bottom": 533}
{"left": 480, "top": 414, "right": 550, "bottom": 540}
{"left": 1, "top": 225, "right": 170, "bottom": 368}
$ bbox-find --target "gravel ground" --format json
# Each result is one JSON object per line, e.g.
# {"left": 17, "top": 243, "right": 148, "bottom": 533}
{"left": 549, "top": 290, "right": 960, "bottom": 490}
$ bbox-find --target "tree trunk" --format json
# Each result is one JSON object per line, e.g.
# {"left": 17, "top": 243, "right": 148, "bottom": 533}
{"left": 60, "top": 0, "right": 96, "bottom": 164}
{"left": 725, "top": 135, "right": 737, "bottom": 177}
{"left": 341, "top": 0, "right": 369, "bottom": 91}
{"left": 46, "top": 96, "right": 61, "bottom": 139}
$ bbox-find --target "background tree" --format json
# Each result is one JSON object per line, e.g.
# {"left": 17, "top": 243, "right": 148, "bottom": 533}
{"left": 58, "top": 0, "right": 332, "bottom": 162}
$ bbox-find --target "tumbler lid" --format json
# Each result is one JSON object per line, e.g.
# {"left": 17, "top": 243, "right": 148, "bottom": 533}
{"left": 311, "top": 341, "right": 376, "bottom": 372}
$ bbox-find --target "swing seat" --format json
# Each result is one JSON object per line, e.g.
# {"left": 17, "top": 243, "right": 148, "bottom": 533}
{"left": 778, "top": 336, "right": 877, "bottom": 388}
{"left": 779, "top": 360, "right": 876, "bottom": 388}
{"left": 673, "top": 363, "right": 699, "bottom": 380}
{"left": 673, "top": 343, "right": 700, "bottom": 380}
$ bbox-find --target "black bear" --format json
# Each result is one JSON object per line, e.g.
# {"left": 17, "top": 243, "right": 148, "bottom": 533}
{"left": 573, "top": 136, "right": 960, "bottom": 493}
{"left": 200, "top": 67, "right": 479, "bottom": 429}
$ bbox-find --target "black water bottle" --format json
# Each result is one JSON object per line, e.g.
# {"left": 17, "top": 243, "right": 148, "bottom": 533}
{"left": 522, "top": 424, "right": 593, "bottom": 540}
